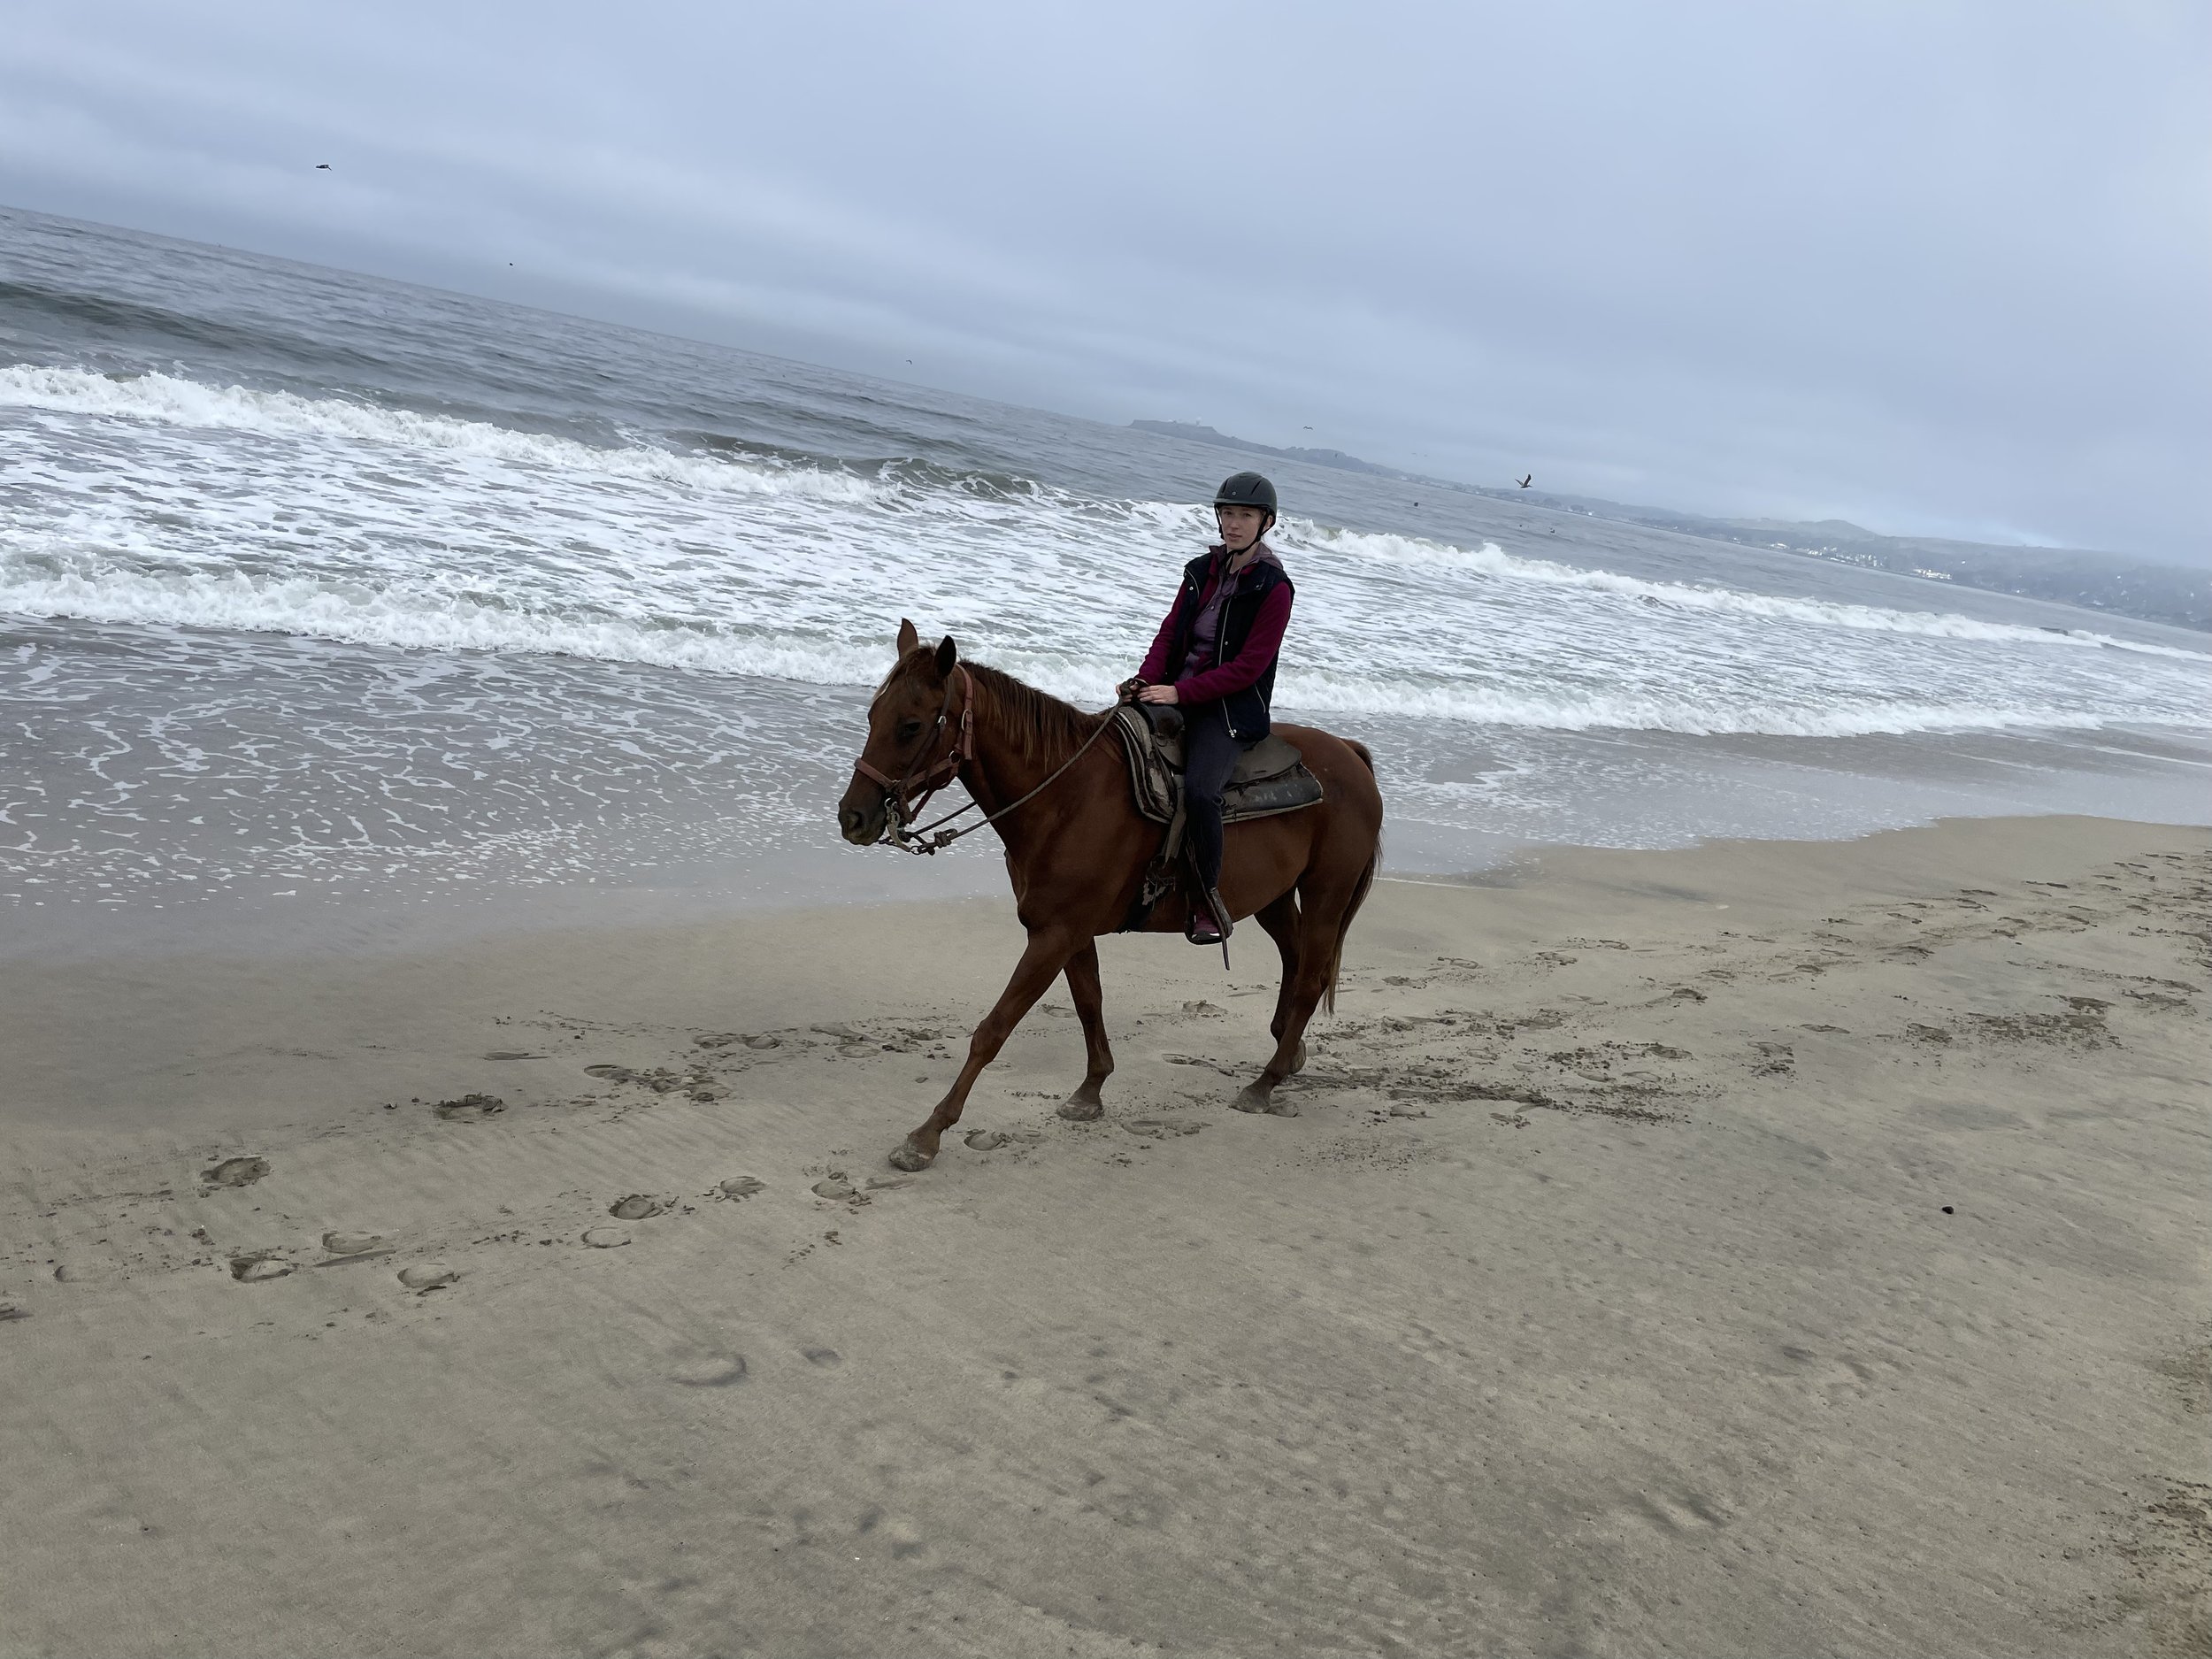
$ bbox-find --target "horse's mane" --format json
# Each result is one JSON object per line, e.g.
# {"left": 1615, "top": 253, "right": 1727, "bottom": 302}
{"left": 877, "top": 650, "right": 1104, "bottom": 771}
{"left": 961, "top": 661, "right": 1106, "bottom": 769}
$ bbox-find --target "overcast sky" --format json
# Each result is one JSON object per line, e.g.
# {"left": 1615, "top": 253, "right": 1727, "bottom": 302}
{"left": 3, "top": 1, "right": 2207, "bottom": 561}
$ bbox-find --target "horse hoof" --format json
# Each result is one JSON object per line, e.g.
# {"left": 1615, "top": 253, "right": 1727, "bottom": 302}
{"left": 1233, "top": 1086, "right": 1298, "bottom": 1118}
{"left": 887, "top": 1144, "right": 933, "bottom": 1172}
{"left": 1057, "top": 1096, "right": 1103, "bottom": 1122}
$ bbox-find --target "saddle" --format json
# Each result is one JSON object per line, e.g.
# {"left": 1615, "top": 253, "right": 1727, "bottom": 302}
{"left": 1110, "top": 703, "right": 1325, "bottom": 933}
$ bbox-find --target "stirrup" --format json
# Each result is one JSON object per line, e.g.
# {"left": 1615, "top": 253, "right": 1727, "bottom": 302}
{"left": 1185, "top": 887, "right": 1233, "bottom": 968}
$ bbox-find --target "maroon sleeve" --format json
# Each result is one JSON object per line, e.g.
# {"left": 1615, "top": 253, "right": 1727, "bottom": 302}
{"left": 1172, "top": 581, "right": 1294, "bottom": 705}
{"left": 1136, "top": 594, "right": 1182, "bottom": 684}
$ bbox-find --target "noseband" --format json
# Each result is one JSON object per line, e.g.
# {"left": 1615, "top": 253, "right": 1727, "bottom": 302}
{"left": 852, "top": 664, "right": 976, "bottom": 845}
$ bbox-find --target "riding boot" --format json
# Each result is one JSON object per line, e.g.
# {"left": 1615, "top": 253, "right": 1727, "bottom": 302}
{"left": 1185, "top": 883, "right": 1233, "bottom": 947}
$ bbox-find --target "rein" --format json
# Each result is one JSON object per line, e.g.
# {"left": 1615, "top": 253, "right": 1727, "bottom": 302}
{"left": 852, "top": 665, "right": 1118, "bottom": 856}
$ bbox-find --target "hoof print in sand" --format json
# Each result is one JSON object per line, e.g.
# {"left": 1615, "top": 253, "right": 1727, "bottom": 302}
{"left": 608, "top": 1194, "right": 674, "bottom": 1220}
{"left": 811, "top": 1178, "right": 856, "bottom": 1199}
{"left": 581, "top": 1227, "right": 632, "bottom": 1248}
{"left": 864, "top": 1176, "right": 913, "bottom": 1191}
{"left": 322, "top": 1230, "right": 392, "bottom": 1256}
{"left": 672, "top": 1355, "right": 749, "bottom": 1387}
{"left": 204, "top": 1156, "right": 270, "bottom": 1188}
{"left": 963, "top": 1131, "right": 1009, "bottom": 1151}
{"left": 397, "top": 1264, "right": 458, "bottom": 1293}
{"left": 1, "top": 1303, "right": 30, "bottom": 1322}
{"left": 481, "top": 1049, "right": 545, "bottom": 1060}
{"left": 714, "top": 1176, "right": 766, "bottom": 1201}
{"left": 743, "top": 1034, "right": 781, "bottom": 1050}
{"left": 1123, "top": 1118, "right": 1202, "bottom": 1139}
{"left": 1181, "top": 1000, "right": 1225, "bottom": 1018}
{"left": 433, "top": 1094, "right": 504, "bottom": 1121}
{"left": 229, "top": 1253, "right": 291, "bottom": 1282}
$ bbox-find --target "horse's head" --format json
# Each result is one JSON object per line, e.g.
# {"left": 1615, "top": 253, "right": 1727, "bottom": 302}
{"left": 839, "top": 618, "right": 965, "bottom": 846}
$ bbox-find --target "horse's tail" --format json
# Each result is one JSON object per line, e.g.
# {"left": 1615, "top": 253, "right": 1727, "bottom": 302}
{"left": 1322, "top": 741, "right": 1381, "bottom": 1015}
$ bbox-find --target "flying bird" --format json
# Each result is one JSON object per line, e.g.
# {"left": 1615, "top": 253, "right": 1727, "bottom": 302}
{"left": 315, "top": 163, "right": 331, "bottom": 170}
{"left": 1517, "top": 474, "right": 1532, "bottom": 488}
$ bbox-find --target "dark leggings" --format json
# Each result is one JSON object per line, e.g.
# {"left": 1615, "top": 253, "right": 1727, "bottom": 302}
{"left": 1183, "top": 707, "right": 1253, "bottom": 894}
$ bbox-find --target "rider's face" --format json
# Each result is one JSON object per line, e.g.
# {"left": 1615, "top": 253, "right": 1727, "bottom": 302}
{"left": 1217, "top": 504, "right": 1267, "bottom": 552}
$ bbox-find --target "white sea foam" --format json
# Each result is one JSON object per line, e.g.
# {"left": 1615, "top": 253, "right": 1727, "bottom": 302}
{"left": 0, "top": 365, "right": 877, "bottom": 502}
{"left": 1294, "top": 523, "right": 2212, "bottom": 662}
{"left": 4, "top": 369, "right": 2208, "bottom": 741}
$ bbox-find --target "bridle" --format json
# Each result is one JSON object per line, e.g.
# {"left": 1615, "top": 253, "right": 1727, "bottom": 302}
{"left": 852, "top": 664, "right": 977, "bottom": 851}
{"left": 849, "top": 663, "right": 1116, "bottom": 856}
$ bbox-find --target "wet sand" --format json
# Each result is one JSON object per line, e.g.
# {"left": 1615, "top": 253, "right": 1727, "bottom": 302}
{"left": 2, "top": 815, "right": 2208, "bottom": 1656}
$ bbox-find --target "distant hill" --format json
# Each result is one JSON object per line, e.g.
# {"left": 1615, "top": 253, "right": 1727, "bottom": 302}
{"left": 1133, "top": 420, "right": 2211, "bottom": 634}
{"left": 1128, "top": 420, "right": 1413, "bottom": 480}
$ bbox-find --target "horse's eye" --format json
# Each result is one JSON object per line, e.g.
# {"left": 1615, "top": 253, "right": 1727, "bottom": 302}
{"left": 895, "top": 719, "right": 923, "bottom": 742}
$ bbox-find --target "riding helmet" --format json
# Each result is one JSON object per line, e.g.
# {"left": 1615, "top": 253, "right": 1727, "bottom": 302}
{"left": 1212, "top": 472, "right": 1278, "bottom": 514}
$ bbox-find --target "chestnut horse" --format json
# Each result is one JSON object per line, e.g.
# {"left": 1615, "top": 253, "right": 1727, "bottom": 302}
{"left": 838, "top": 620, "right": 1384, "bottom": 1172}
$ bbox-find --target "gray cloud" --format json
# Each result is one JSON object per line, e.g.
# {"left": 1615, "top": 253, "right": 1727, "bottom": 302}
{"left": 3, "top": 0, "right": 2206, "bottom": 560}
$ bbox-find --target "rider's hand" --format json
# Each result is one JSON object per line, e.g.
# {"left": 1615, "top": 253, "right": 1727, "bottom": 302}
{"left": 1116, "top": 677, "right": 1147, "bottom": 704}
{"left": 1137, "top": 683, "right": 1180, "bottom": 706}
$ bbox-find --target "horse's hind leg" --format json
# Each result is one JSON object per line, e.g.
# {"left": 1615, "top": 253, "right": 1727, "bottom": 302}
{"left": 891, "top": 925, "right": 1077, "bottom": 1171}
{"left": 1253, "top": 893, "right": 1308, "bottom": 1076}
{"left": 1235, "top": 883, "right": 1353, "bottom": 1117}
{"left": 1056, "top": 941, "right": 1115, "bottom": 1122}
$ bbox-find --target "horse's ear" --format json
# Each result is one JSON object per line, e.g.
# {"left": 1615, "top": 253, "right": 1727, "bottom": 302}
{"left": 896, "top": 618, "right": 920, "bottom": 658}
{"left": 935, "top": 635, "right": 958, "bottom": 679}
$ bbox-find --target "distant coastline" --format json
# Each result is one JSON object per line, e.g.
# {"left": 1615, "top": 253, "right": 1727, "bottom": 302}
{"left": 1133, "top": 419, "right": 2210, "bottom": 633}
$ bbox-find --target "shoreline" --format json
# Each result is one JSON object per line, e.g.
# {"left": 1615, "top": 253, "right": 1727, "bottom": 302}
{"left": 4, "top": 814, "right": 2208, "bottom": 1654}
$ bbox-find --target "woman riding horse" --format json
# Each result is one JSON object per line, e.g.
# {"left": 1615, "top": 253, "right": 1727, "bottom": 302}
{"left": 1119, "top": 472, "right": 1293, "bottom": 948}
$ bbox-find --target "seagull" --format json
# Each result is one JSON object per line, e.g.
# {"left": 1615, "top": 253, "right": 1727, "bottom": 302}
{"left": 1517, "top": 474, "right": 1532, "bottom": 488}
{"left": 315, "top": 163, "right": 331, "bottom": 170}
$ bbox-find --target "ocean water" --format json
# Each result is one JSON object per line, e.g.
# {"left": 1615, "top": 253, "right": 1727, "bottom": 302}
{"left": 4, "top": 205, "right": 2208, "bottom": 951}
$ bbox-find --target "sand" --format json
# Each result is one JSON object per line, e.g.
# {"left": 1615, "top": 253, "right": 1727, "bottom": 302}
{"left": 2, "top": 815, "right": 2207, "bottom": 1657}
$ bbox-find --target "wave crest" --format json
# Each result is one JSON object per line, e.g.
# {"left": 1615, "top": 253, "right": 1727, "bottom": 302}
{"left": 0, "top": 365, "right": 877, "bottom": 502}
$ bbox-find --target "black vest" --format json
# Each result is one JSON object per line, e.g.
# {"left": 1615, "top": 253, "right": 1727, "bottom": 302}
{"left": 1164, "top": 548, "right": 1294, "bottom": 740}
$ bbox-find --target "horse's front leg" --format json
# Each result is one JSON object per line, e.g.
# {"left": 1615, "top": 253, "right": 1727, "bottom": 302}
{"left": 891, "top": 925, "right": 1079, "bottom": 1171}
{"left": 1055, "top": 941, "right": 1115, "bottom": 1121}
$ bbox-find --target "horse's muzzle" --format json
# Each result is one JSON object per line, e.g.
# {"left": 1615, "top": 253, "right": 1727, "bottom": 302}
{"left": 836, "top": 778, "right": 891, "bottom": 846}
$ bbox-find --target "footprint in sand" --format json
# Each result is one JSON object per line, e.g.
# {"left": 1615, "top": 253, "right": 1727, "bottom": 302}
{"left": 713, "top": 1176, "right": 766, "bottom": 1202}
{"left": 322, "top": 1231, "right": 393, "bottom": 1256}
{"left": 229, "top": 1253, "right": 292, "bottom": 1282}
{"left": 963, "top": 1131, "right": 1008, "bottom": 1151}
{"left": 433, "top": 1094, "right": 505, "bottom": 1121}
{"left": 397, "top": 1264, "right": 458, "bottom": 1293}
{"left": 482, "top": 1050, "right": 546, "bottom": 1060}
{"left": 744, "top": 1034, "right": 781, "bottom": 1050}
{"left": 811, "top": 1178, "right": 856, "bottom": 1198}
{"left": 803, "top": 1347, "right": 843, "bottom": 1367}
{"left": 204, "top": 1156, "right": 270, "bottom": 1188}
{"left": 608, "top": 1194, "right": 675, "bottom": 1220}
{"left": 581, "top": 1227, "right": 632, "bottom": 1248}
{"left": 0, "top": 1303, "right": 27, "bottom": 1322}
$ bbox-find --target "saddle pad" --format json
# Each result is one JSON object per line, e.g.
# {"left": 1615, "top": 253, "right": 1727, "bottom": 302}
{"left": 1110, "top": 705, "right": 1324, "bottom": 826}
